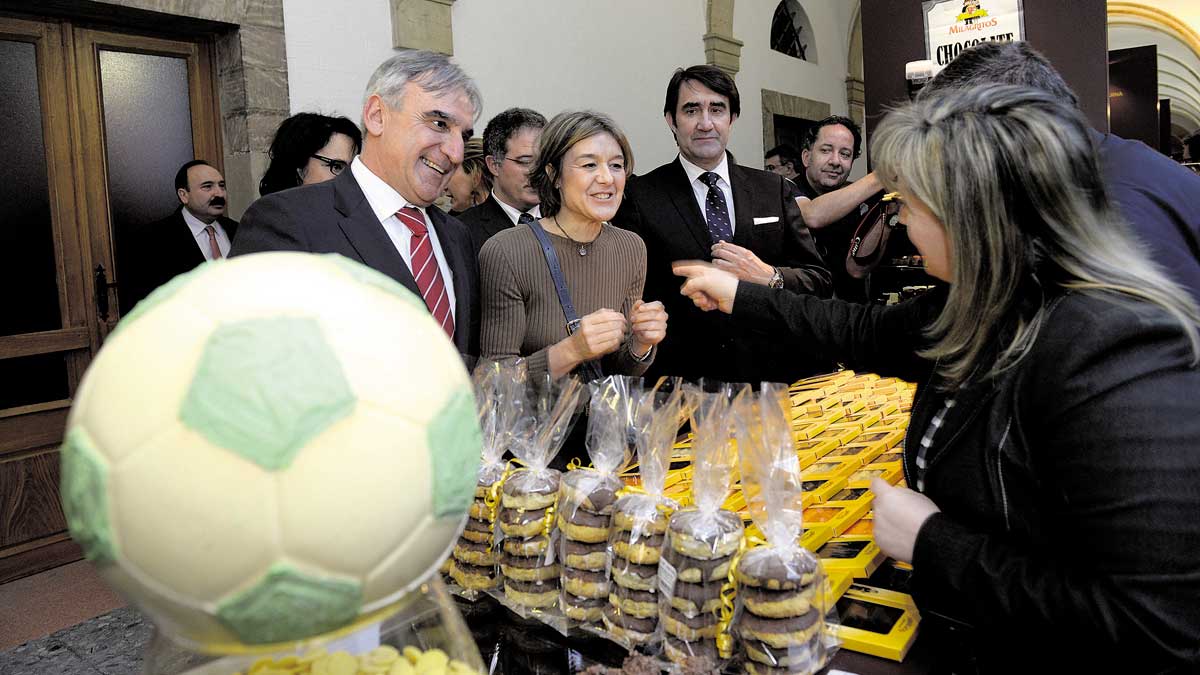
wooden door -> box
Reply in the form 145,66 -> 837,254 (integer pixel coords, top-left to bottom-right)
0,15 -> 221,583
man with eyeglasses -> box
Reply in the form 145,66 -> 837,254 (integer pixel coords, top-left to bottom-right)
458,107 -> 547,254
233,50 -> 483,364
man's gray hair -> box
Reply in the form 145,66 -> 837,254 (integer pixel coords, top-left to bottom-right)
363,49 -> 483,121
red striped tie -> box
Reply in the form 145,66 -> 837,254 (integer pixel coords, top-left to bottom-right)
397,207 -> 455,339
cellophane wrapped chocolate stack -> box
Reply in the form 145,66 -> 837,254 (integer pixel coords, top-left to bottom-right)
450,359 -> 528,595
659,383 -> 741,669
603,378 -> 688,649
493,373 -> 583,621
733,383 -> 836,674
557,376 -> 640,624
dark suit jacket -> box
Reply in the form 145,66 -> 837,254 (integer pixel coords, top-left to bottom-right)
614,155 -> 833,384
230,169 -> 480,360
120,209 -> 237,313
457,194 -> 517,255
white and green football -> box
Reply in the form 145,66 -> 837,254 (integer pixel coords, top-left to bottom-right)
60,252 -> 481,648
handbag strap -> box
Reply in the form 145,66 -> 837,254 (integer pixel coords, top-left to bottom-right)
525,219 -> 604,381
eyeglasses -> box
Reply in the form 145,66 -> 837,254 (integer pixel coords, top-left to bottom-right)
311,154 -> 348,176
503,156 -> 535,168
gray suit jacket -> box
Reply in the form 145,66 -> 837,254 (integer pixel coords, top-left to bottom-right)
230,169 -> 479,360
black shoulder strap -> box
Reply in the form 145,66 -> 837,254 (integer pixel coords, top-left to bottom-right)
525,219 -> 603,381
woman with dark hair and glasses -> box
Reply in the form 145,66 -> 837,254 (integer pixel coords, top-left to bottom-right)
258,113 -> 363,196
676,86 -> 1200,671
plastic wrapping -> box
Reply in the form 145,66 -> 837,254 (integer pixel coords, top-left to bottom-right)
489,373 -> 584,624
144,576 -> 485,674
557,376 -> 640,624
660,382 -> 742,669
733,383 -> 835,674
450,359 -> 529,595
603,378 -> 689,649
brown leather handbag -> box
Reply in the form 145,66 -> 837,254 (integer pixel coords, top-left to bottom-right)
846,192 -> 903,279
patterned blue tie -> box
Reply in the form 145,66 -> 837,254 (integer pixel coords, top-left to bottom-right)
699,171 -> 733,244
518,212 -> 535,226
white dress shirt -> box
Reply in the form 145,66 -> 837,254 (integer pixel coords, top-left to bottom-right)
679,153 -> 736,236
350,157 -> 456,320
182,207 -> 231,260
492,191 -> 541,225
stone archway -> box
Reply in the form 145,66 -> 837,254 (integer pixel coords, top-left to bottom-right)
846,1 -> 865,130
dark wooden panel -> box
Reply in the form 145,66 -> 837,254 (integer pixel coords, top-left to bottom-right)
0,535 -> 82,584
0,327 -> 89,360
0,406 -> 66,456
1108,46 -> 1159,150
0,448 -> 68,549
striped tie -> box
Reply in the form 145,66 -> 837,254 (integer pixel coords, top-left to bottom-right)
397,207 -> 455,339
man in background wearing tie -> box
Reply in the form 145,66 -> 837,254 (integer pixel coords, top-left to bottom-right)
232,50 -> 482,363
458,107 -> 546,254
615,64 -> 832,385
121,159 -> 236,313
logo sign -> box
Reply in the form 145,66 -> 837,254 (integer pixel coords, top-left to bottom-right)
922,0 -> 1025,69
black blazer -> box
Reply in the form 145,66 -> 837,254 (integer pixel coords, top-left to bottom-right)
230,169 -> 480,360
120,209 -> 238,313
457,194 -> 517,255
614,155 -> 833,385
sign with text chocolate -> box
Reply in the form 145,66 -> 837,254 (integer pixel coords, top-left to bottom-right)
922,0 -> 1025,69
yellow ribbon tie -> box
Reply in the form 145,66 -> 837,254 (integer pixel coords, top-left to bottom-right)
566,457 -> 584,471
715,533 -> 766,659
483,461 -> 517,553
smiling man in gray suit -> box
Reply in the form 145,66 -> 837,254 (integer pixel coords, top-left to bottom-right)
232,50 -> 481,361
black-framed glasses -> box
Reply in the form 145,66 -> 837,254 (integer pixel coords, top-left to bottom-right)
312,154 -> 348,175
503,156 -> 535,168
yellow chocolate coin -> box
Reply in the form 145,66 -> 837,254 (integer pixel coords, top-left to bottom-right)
388,660 -> 416,675
415,648 -> 449,673
402,646 -> 423,664
369,645 -> 401,665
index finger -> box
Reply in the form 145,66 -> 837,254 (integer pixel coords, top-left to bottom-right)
672,260 -> 712,278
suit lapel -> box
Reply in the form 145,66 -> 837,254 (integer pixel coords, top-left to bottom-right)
728,162 -> 756,248
331,170 -> 421,297
171,211 -> 205,267
664,158 -> 715,255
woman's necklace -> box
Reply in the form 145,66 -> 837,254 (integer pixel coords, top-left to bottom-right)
551,216 -> 599,257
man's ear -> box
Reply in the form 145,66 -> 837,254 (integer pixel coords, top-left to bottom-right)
664,112 -> 676,134
362,94 -> 387,137
801,148 -> 812,169
484,155 -> 501,179
177,188 -> 189,205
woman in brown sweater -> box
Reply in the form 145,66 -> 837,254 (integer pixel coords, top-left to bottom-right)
479,111 -> 667,381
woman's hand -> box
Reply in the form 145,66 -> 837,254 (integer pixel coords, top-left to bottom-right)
569,308 -> 627,362
673,261 -> 739,314
870,477 -> 940,564
629,300 -> 668,356
711,241 -> 775,285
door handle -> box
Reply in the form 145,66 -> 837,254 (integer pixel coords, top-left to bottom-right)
94,264 -> 110,322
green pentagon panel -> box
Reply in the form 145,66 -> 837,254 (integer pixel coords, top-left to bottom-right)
59,427 -> 117,566
111,263 -> 206,338
325,254 -> 426,313
217,563 -> 362,644
426,386 -> 483,518
180,317 -> 355,471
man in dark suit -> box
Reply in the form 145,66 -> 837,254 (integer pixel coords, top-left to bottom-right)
121,160 -> 237,313
231,50 -> 481,361
458,107 -> 546,254
615,65 -> 833,385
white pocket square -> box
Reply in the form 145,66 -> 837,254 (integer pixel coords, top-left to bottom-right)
753,216 -> 780,225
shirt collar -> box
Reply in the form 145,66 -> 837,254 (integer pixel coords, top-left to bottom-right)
491,191 -> 540,225
678,152 -> 731,189
351,156 -> 423,221
181,207 -> 214,236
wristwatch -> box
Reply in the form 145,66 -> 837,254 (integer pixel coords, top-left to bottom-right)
768,267 -> 784,290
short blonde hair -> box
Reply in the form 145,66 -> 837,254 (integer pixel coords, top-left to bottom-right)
530,111 -> 634,218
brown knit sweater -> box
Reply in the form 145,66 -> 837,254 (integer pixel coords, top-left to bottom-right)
479,222 -> 654,380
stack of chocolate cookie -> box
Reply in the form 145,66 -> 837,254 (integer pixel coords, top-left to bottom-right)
449,478 -> 501,591
557,471 -> 621,623
603,494 -> 670,645
499,469 -> 562,610
734,550 -> 823,674
660,509 -> 743,666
